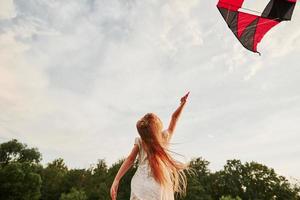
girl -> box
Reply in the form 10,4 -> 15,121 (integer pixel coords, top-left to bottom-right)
110,92 -> 190,200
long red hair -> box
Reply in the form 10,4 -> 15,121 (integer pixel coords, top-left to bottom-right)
136,113 -> 189,196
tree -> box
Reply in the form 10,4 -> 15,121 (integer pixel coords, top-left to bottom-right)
40,158 -> 68,200
84,159 -> 109,200
0,139 -> 41,165
242,161 -> 300,200
1,139 -> 300,200
220,195 -> 241,200
63,169 -> 88,192
213,160 -> 300,200
215,159 -> 244,199
0,139 -> 42,200
60,188 -> 87,200
179,157 -> 213,200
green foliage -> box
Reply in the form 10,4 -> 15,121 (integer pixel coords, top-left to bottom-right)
1,139 -> 300,200
177,157 -> 213,200
0,139 -> 41,165
89,159 -> 110,200
0,139 -> 42,200
0,162 -> 42,200
213,160 -> 300,200
40,158 -> 68,200
220,195 -> 241,200
60,188 -> 87,200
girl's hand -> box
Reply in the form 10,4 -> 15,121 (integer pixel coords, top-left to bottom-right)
180,92 -> 190,105
110,181 -> 119,200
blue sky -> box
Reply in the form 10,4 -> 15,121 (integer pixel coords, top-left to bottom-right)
0,0 -> 299,180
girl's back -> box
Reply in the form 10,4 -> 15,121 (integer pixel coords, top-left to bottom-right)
130,130 -> 174,200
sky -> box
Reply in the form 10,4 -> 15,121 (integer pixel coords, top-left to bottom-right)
0,0 -> 300,180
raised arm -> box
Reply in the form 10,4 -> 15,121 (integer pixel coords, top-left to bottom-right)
167,92 -> 190,141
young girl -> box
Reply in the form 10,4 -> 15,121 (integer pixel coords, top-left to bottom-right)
110,92 -> 190,200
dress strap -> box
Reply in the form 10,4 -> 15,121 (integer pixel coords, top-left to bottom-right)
134,137 -> 142,163
134,137 -> 141,149
134,137 -> 148,164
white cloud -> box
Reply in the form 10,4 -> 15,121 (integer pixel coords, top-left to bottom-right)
0,0 -> 16,19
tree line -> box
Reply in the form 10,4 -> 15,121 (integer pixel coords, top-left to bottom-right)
0,139 -> 299,200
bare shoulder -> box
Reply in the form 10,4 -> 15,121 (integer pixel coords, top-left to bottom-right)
162,129 -> 169,136
162,129 -> 170,144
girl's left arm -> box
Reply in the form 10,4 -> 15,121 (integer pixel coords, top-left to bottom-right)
110,144 -> 139,200
112,144 -> 139,182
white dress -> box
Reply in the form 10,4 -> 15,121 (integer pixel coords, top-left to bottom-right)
130,130 -> 174,200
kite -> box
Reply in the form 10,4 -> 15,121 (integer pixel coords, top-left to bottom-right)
217,0 -> 297,54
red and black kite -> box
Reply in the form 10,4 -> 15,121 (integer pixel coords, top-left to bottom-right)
217,0 -> 297,54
